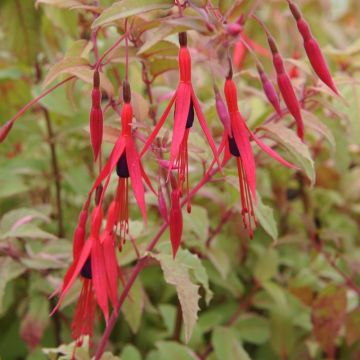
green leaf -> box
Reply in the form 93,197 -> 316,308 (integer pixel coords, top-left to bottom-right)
36,0 -> 83,8
261,122 -> 315,186
212,327 -> 251,360
183,205 -> 210,244
254,191 -> 278,241
156,341 -> 198,360
151,249 -> 200,343
122,278 -> 144,333
42,337 -> 91,359
0,223 -> 57,241
254,248 -> 279,283
302,110 -> 336,148
121,344 -> 142,360
92,0 -> 174,28
234,314 -> 270,345
0,0 -> 41,65
149,58 -> 179,79
20,295 -> 49,349
0,258 -> 25,315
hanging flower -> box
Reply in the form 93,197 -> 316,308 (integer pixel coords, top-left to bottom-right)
215,65 -> 297,237
51,204 -> 118,345
89,80 -> 156,247
140,32 -> 221,212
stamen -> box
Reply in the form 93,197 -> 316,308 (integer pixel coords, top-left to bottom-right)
71,279 -> 96,344
236,157 -> 256,237
116,177 -> 129,250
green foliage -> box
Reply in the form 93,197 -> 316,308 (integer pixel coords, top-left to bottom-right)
1,0 -> 360,359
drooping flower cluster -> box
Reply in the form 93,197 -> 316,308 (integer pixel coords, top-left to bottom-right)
38,0 -> 338,349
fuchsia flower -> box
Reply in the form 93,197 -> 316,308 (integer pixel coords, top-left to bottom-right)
140,32 -> 221,211
52,80 -> 155,346
90,80 -> 156,246
215,66 -> 297,237
51,204 -> 118,344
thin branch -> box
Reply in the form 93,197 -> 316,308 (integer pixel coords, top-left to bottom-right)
0,76 -> 75,143
206,209 -> 234,248
42,108 -> 64,238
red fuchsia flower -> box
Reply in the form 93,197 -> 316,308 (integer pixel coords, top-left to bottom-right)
215,66 -> 296,238
51,203 -> 118,346
288,0 -> 339,95
267,35 -> 304,141
140,32 -> 221,212
89,80 -> 156,247
90,69 -> 104,161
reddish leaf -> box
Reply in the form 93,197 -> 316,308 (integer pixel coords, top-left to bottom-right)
311,285 -> 347,357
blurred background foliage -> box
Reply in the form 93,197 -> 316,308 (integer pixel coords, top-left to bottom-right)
0,0 -> 360,359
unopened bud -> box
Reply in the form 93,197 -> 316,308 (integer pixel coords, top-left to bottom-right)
179,32 -> 187,47
123,80 -> 131,103
93,69 -> 100,88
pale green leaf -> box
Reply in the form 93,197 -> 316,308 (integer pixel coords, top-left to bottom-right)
122,278 -> 144,333
92,0 -> 174,28
212,327 -> 251,360
261,122 -> 315,186
151,250 -> 200,343
156,341 -> 198,360
254,191 -> 278,241
0,258 -> 25,315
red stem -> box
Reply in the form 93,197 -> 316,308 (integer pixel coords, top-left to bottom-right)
2,76 -> 75,133
94,165 -> 221,359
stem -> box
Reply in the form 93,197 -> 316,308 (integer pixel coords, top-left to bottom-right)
206,209 -> 233,248
94,165 -> 221,359
43,108 -> 64,238
0,76 -> 75,142
95,34 -> 126,70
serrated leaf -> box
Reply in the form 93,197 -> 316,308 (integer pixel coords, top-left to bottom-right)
212,327 -> 251,360
151,250 -> 200,343
261,122 -> 315,186
175,248 -> 213,304
92,0 -> 174,28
